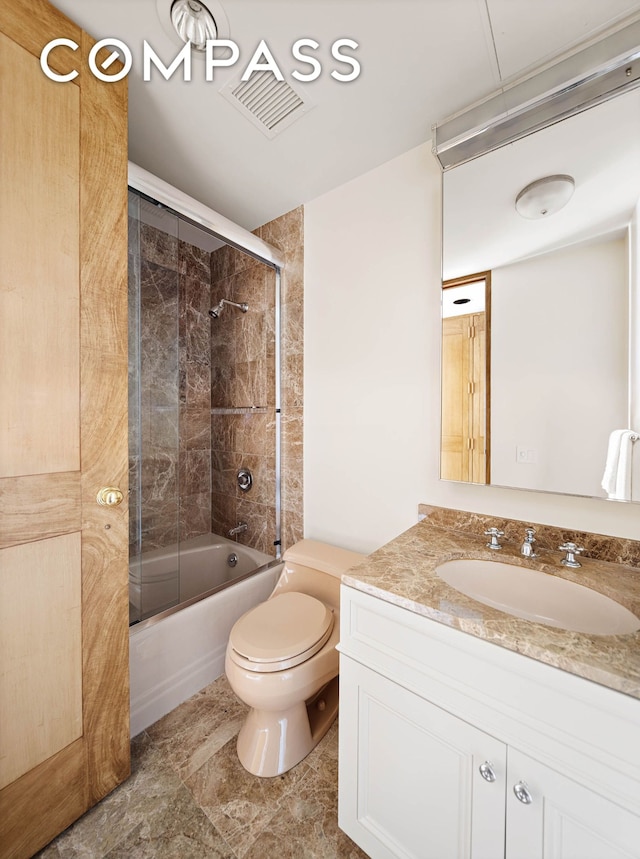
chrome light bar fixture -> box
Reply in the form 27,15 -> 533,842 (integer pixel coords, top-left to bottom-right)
433,17 -> 640,170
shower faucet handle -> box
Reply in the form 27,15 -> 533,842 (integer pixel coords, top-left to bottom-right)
237,468 -> 253,492
228,522 -> 248,537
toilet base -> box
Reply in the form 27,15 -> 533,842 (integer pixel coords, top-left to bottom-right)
236,676 -> 339,777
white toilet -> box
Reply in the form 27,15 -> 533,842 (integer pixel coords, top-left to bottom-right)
225,538 -> 366,777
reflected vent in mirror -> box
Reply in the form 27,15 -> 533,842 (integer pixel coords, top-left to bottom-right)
220,71 -> 314,138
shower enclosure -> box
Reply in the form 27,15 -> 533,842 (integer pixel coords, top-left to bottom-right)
128,167 -> 283,626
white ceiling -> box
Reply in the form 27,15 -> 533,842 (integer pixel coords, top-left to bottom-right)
52,0 -> 640,231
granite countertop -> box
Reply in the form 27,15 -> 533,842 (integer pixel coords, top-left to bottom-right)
342,521 -> 640,700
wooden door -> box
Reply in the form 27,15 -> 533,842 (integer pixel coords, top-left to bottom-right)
441,312 -> 487,483
338,657 -> 506,859
0,3 -> 129,857
441,314 -> 472,481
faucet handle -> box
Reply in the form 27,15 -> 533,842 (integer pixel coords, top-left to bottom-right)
521,528 -> 537,558
559,542 -> 584,568
484,527 -> 505,550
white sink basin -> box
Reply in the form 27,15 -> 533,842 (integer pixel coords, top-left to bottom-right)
436,559 -> 640,635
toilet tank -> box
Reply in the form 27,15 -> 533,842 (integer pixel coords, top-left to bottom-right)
270,539 -> 366,609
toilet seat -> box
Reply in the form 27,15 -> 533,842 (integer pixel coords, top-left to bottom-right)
229,592 -> 335,673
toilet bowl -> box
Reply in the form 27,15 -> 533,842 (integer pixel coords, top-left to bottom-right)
225,538 -> 365,777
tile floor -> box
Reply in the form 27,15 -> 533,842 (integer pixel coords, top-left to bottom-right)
38,676 -> 369,858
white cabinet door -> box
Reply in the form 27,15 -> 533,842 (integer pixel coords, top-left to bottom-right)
339,656 -> 506,859
506,748 -> 640,859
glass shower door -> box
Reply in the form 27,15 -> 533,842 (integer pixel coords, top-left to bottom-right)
128,189 -> 181,624
128,183 -> 282,626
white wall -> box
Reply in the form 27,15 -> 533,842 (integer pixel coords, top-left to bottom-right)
303,145 -> 434,553
304,143 -> 640,554
491,238 -> 628,497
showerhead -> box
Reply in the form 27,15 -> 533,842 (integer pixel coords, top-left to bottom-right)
209,299 -> 249,319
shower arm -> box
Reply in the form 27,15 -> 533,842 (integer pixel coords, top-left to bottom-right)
209,298 -> 249,318
221,299 -> 248,312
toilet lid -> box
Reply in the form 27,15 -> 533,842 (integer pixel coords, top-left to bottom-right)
230,592 -> 334,667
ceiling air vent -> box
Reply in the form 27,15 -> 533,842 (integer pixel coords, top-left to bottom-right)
220,71 -> 314,138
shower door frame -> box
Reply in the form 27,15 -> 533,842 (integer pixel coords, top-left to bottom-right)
128,162 -> 285,625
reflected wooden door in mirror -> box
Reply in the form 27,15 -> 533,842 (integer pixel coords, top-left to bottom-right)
441,273 -> 490,484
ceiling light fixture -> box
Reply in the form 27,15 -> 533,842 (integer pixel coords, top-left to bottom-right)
515,174 -> 575,219
170,0 -> 217,51
432,19 -> 640,170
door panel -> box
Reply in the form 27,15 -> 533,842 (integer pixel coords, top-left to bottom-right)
506,748 -> 640,859
0,472 -> 81,549
339,657 -> 506,859
0,3 -> 129,856
0,30 -> 80,478
0,741 -> 87,859
441,314 -> 471,481
0,534 -> 83,789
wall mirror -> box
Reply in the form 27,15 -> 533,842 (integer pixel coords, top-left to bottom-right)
440,86 -> 640,502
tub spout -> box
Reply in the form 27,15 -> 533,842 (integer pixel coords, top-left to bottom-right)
228,522 -> 248,537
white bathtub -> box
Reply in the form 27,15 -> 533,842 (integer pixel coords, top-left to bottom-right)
129,534 -> 281,736
129,532 -> 273,619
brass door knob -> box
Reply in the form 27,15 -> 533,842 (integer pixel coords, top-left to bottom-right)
97,486 -> 124,507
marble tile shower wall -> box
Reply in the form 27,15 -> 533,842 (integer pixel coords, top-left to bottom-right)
210,245 -> 275,555
179,237 -> 214,542
210,206 -> 304,555
130,223 -> 212,553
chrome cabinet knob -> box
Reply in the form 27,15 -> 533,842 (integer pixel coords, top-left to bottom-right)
479,761 -> 497,782
513,781 -> 533,804
96,486 -> 124,507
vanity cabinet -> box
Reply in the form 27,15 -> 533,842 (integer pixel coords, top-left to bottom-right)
505,748 -> 640,859
338,586 -> 640,859
339,657 -> 506,858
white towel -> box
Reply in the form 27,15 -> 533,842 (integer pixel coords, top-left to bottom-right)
601,429 -> 636,500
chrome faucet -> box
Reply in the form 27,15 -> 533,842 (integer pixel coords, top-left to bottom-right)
484,527 -> 504,550
559,542 -> 583,568
520,527 -> 537,558
228,522 -> 248,537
